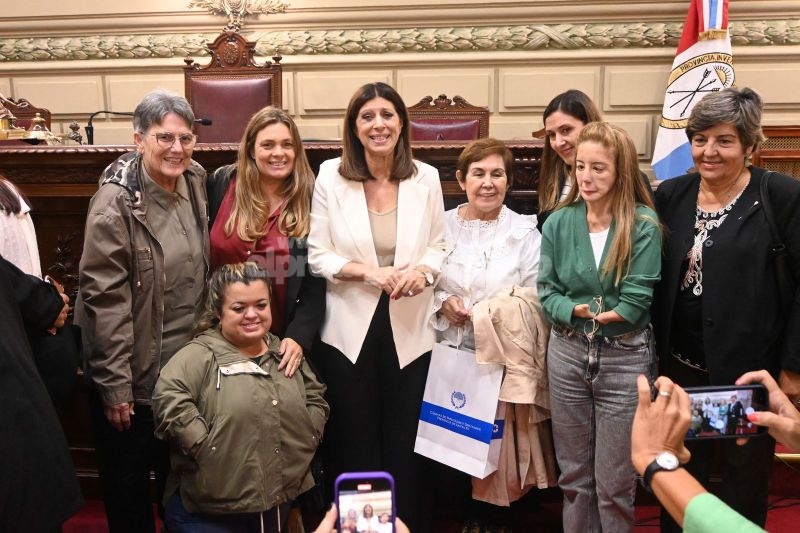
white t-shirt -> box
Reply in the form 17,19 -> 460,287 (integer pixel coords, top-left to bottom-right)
589,227 -> 609,269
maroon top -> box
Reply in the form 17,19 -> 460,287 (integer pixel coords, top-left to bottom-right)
210,178 -> 289,336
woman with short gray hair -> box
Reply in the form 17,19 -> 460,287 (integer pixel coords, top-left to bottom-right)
653,86 -> 800,532
75,88 -> 210,532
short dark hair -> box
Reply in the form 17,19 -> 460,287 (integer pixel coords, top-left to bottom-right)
339,82 -> 416,182
685,86 -> 765,151
456,138 -> 515,189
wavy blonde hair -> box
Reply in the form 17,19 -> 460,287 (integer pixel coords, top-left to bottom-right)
560,121 -> 659,285
225,107 -> 315,241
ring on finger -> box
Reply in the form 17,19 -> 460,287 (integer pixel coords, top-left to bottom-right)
407,290 -> 414,297
658,390 -> 672,398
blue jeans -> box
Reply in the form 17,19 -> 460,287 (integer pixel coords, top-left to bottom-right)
547,326 -> 655,533
165,491 -> 290,533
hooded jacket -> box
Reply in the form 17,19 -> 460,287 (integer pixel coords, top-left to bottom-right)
74,151 -> 210,406
153,328 -> 329,514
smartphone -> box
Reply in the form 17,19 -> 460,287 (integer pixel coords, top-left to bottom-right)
684,384 -> 769,440
334,471 -> 396,533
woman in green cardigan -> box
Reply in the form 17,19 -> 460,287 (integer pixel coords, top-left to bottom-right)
537,121 -> 661,533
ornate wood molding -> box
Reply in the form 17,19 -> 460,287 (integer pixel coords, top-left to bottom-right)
187,0 -> 288,31
1,20 -> 798,62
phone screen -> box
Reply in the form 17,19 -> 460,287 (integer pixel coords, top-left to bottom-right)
335,472 -> 395,533
684,385 -> 768,440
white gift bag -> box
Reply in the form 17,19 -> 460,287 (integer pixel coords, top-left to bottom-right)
415,342 -> 504,478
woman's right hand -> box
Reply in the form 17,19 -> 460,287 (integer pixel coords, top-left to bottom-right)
441,295 -> 470,327
104,402 -> 135,432
363,266 -> 402,294
631,375 -> 692,475
573,303 -> 593,319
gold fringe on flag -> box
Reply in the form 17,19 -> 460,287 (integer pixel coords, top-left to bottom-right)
699,29 -> 729,41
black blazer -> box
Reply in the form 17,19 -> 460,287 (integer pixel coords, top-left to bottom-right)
653,166 -> 800,384
207,164 -> 326,353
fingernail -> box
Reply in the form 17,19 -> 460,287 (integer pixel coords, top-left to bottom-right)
747,412 -> 759,422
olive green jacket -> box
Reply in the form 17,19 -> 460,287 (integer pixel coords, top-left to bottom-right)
153,328 -> 328,514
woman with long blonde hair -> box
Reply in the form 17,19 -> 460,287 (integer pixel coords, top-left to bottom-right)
537,121 -> 661,532
207,106 -> 325,379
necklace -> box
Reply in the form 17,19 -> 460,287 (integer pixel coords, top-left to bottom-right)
699,167 -> 749,209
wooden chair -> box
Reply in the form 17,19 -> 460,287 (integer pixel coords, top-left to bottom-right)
407,94 -> 489,142
184,29 -> 282,144
0,95 -> 52,131
753,126 -> 800,179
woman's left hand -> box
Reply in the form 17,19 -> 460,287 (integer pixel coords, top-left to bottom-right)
390,269 -> 427,300
278,337 -> 305,378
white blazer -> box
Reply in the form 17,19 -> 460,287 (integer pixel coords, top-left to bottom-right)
308,157 -> 446,368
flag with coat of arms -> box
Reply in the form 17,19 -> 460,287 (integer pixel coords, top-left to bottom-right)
651,0 -> 736,180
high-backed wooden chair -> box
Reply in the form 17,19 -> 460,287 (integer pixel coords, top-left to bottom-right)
184,29 -> 282,144
753,126 -> 800,179
0,95 -> 52,131
407,94 -> 489,142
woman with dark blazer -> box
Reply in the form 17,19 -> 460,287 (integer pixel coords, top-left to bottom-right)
653,86 -> 800,532
207,106 -> 325,378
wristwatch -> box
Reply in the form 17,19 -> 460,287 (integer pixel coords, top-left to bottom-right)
642,451 -> 680,492
415,267 -> 434,287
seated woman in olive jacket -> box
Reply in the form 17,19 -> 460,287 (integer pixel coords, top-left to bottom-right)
153,262 -> 329,533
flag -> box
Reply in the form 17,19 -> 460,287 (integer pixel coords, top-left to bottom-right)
651,0 -> 735,180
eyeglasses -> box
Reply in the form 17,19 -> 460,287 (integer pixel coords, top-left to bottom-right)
150,132 -> 197,148
582,295 -> 603,341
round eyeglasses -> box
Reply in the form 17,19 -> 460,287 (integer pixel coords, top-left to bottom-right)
150,132 -> 197,148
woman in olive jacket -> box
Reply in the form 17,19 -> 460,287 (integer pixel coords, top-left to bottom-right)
153,262 -> 329,532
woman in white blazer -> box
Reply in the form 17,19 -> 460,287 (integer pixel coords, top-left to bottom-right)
308,82 -> 446,532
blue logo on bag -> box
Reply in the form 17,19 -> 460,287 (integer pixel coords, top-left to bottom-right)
451,390 -> 467,409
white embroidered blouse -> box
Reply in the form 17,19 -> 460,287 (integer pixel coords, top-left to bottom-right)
430,204 -> 541,349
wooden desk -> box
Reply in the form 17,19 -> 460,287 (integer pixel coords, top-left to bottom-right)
0,140 -> 541,496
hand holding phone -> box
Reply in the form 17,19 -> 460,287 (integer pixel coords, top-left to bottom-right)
631,375 -> 693,476
736,370 -> 800,450
334,471 -> 396,533
684,384 -> 768,440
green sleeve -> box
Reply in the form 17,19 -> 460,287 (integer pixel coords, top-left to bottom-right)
683,493 -> 764,533
537,213 -> 575,326
612,211 -> 662,324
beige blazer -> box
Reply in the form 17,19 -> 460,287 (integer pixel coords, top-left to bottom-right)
308,158 -> 446,368
472,285 -> 550,407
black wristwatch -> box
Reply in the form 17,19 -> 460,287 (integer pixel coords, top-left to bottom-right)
641,451 -> 680,492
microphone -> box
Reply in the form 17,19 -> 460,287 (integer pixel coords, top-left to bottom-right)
85,111 -> 135,145
85,112 -> 212,145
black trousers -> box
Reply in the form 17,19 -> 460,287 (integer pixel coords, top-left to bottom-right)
659,355 -> 774,532
311,294 -> 434,533
89,390 -> 170,533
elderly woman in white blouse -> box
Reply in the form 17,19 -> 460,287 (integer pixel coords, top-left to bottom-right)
431,138 -> 545,530
433,138 -> 540,346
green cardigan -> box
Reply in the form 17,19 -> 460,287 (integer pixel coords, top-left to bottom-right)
537,202 -> 661,337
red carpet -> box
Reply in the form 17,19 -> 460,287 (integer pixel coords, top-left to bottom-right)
64,497 -> 800,532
